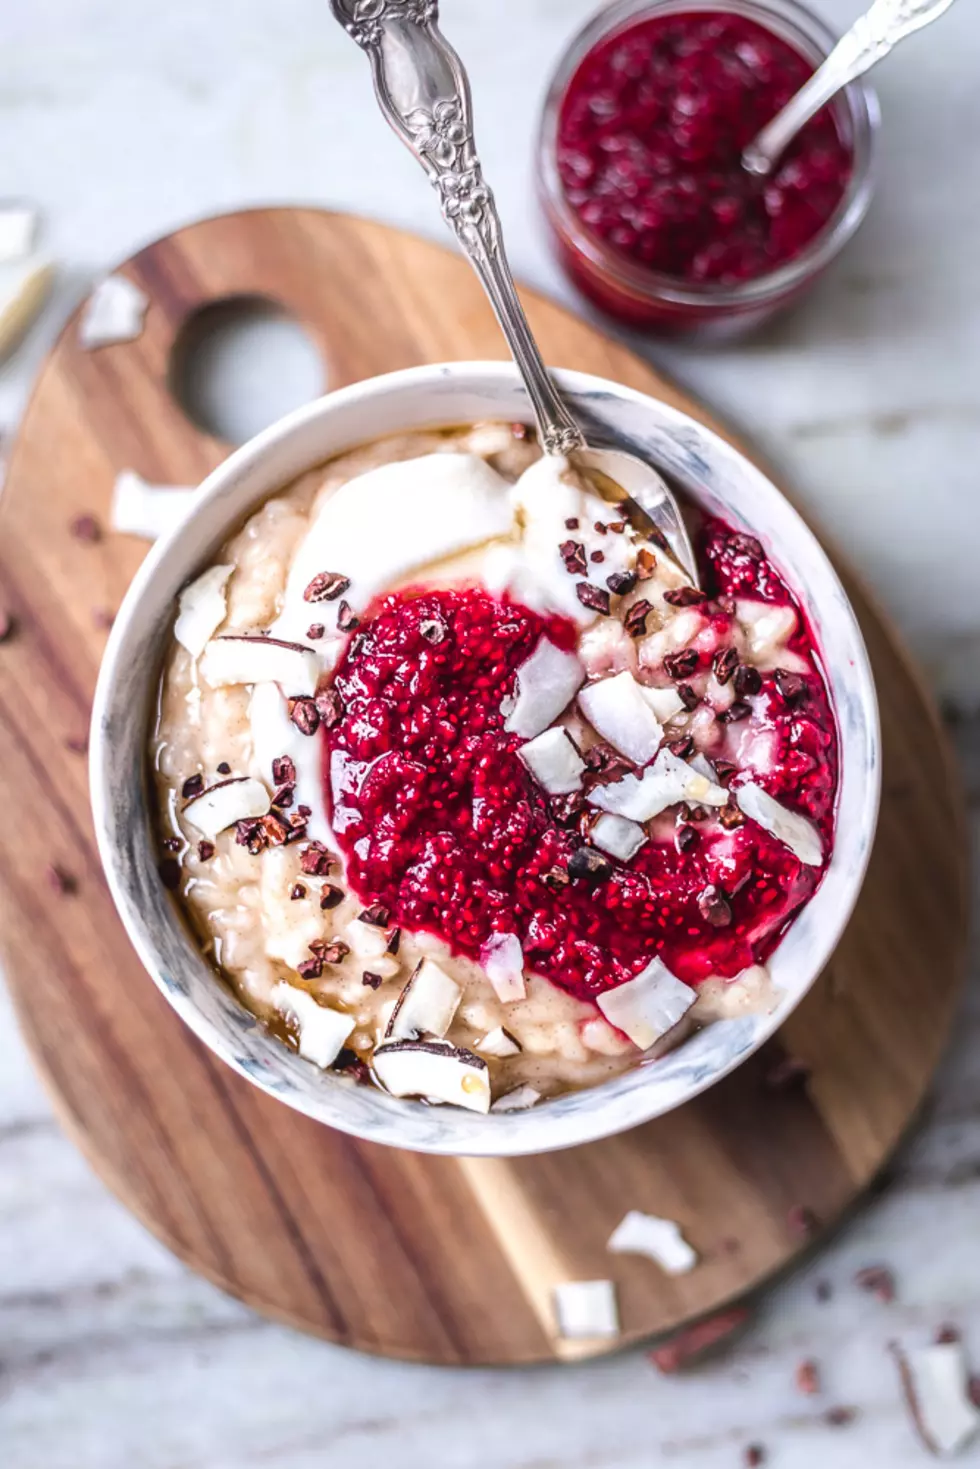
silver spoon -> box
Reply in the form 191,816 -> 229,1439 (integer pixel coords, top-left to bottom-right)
742,0 -> 957,178
326,0 -> 698,583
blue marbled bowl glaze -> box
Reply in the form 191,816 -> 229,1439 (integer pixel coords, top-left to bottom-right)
90,363 -> 880,1156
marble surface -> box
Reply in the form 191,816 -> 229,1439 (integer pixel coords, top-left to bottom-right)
1,1 -> 978,1464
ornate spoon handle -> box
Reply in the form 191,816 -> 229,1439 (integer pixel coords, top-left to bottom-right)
742,0 -> 957,177
328,0 -> 584,456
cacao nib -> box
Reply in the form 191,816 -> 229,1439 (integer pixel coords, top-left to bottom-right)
337,600 -> 360,632
235,818 -> 266,854
795,1359 -> 821,1396
289,697 -> 319,736
304,570 -> 350,603
297,804 -> 312,819
70,513 -> 102,543
663,586 -> 706,607
676,823 -> 697,854
321,940 -> 350,964
420,617 -> 447,645
934,1324 -> 961,1344
733,664 -> 762,699
296,956 -> 324,980
854,1265 -> 895,1303
718,701 -> 751,723
663,648 -> 699,680
564,517 -> 579,530
158,858 -> 180,891
744,1448 -> 766,1467
386,927 -> 401,954
217,761 -> 231,775
593,521 -> 608,535
359,902 -> 391,927
774,668 -> 806,705
257,813 -> 290,847
575,582 -> 611,615
815,1280 -> 833,1303
712,646 -> 738,684
567,846 -> 612,883
730,533 -> 764,561
306,622 -> 325,640
648,1305 -> 751,1373
698,883 -> 732,927
290,883 -> 306,900
667,736 -> 695,759
362,971 -> 383,989
559,539 -> 588,576
719,802 -> 745,830
542,865 -> 570,891
623,599 -> 652,638
606,569 -> 637,596
272,755 -> 296,788
300,842 -> 334,876
590,550 -> 605,564
181,773 -> 204,800
677,682 -> 700,710
608,520 -> 626,533
635,547 -> 657,580
333,1048 -> 371,1083
197,840 -> 215,862
824,1407 -> 857,1428
319,884 -> 344,910
314,688 -> 344,728
550,791 -> 585,825
787,1203 -> 818,1239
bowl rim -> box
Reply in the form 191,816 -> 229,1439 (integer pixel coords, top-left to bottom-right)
91,360 -> 881,1156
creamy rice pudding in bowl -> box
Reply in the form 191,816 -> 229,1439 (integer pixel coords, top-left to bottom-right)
91,362 -> 879,1156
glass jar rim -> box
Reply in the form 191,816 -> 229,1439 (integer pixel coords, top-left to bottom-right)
537,0 -> 880,310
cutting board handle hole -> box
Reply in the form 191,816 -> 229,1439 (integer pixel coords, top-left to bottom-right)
168,294 -> 325,446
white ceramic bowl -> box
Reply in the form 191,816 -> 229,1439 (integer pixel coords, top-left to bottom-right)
91,362 -> 880,1157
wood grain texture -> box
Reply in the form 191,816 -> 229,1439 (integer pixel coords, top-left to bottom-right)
0,208 -> 969,1365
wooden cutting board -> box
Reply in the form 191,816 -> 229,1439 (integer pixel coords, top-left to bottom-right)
0,208 -> 969,1365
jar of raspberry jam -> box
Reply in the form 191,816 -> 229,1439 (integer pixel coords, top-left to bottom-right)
537,0 -> 879,338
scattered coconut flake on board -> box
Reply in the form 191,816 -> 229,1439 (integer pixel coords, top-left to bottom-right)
735,781 -> 823,867
0,206 -> 37,263
110,470 -> 196,541
553,1280 -> 619,1340
591,811 -> 648,863
607,1210 -> 698,1275
491,1084 -> 541,1112
597,955 -> 696,1050
518,725 -> 585,795
0,258 -> 54,360
373,1040 -> 491,1113
504,637 -> 584,740
182,776 -> 270,839
579,670 -> 663,765
174,565 -> 233,659
385,958 -> 461,1041
480,931 -> 526,1003
200,634 -> 321,697
892,1341 -> 980,1458
79,273 -> 149,348
271,982 -> 354,1069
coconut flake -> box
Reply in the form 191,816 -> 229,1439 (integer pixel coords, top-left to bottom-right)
735,782 -> 822,867
271,982 -> 355,1069
480,931 -> 527,1003
0,207 -> 36,263
553,1280 -> 619,1340
386,958 -> 461,1041
639,685 -> 685,723
79,273 -> 149,349
0,257 -> 54,359
607,1210 -> 698,1275
892,1341 -> 980,1458
373,1040 -> 491,1113
200,635 -> 321,696
344,917 -> 392,958
589,747 -> 728,822
736,600 -> 797,663
688,751 -> 718,783
174,565 -> 233,658
591,812 -> 648,863
110,470 -> 195,540
504,637 -> 585,740
597,955 -> 696,1050
518,726 -> 585,795
578,670 -> 664,765
182,775 -> 270,839
476,1026 -> 521,1059
491,1084 -> 541,1113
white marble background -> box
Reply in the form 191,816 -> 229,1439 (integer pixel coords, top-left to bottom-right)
1,1 -> 978,1465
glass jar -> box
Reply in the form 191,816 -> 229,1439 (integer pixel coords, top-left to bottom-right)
536,0 -> 879,339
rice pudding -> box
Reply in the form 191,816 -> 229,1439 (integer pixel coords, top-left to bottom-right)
151,421 -> 838,1115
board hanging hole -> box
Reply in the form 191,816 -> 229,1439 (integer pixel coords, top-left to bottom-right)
169,295 -> 324,446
